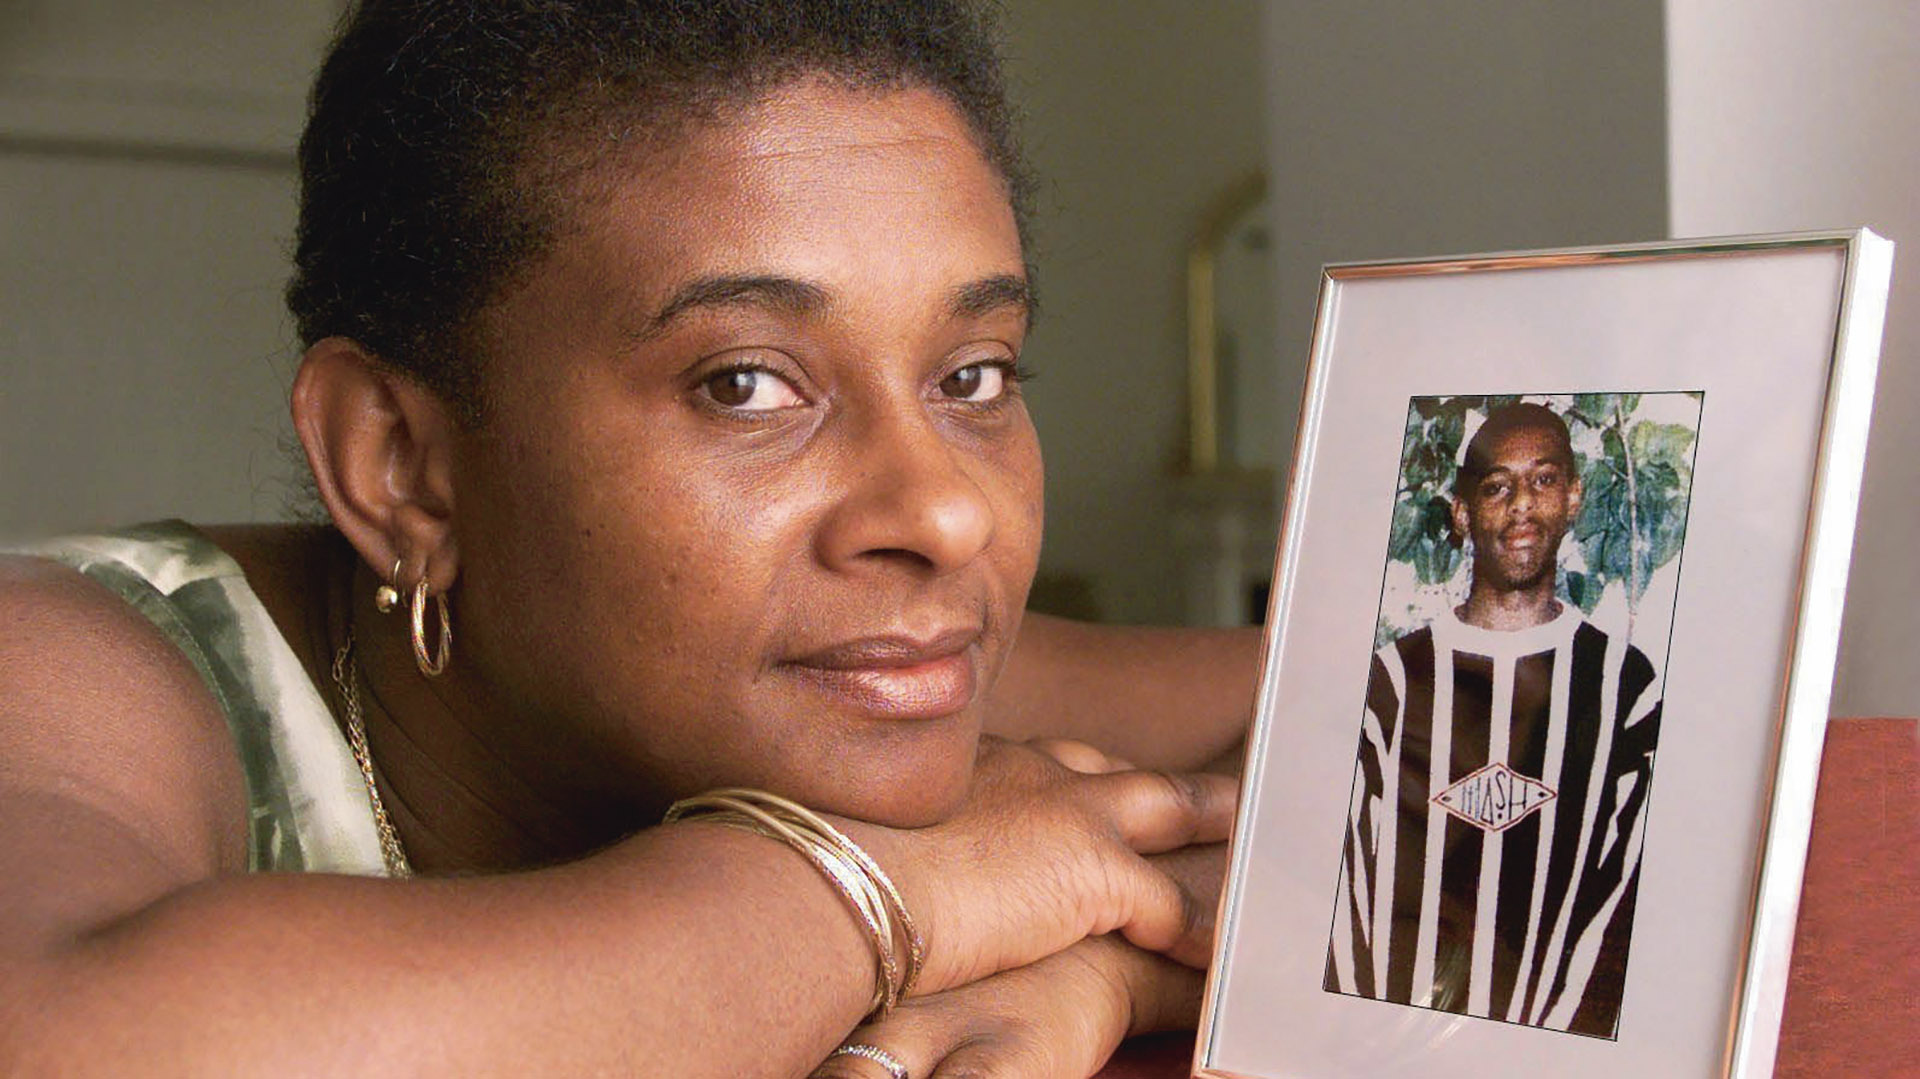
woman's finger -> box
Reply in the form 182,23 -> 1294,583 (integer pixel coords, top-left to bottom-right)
1120,944 -> 1208,1032
1105,853 -> 1214,968
1087,768 -> 1238,853
810,1006 -> 955,1079
927,1036 -> 1053,1079
1025,737 -> 1132,774
821,939 -> 1157,1079
811,1041 -> 913,1079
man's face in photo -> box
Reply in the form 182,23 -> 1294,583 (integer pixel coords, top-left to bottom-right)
1452,421 -> 1583,593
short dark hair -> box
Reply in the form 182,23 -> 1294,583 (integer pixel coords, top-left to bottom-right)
286,0 -> 1032,421
1455,402 -> 1576,495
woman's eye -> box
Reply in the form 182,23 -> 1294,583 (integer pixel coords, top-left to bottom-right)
701,368 -> 804,412
939,362 -> 1008,402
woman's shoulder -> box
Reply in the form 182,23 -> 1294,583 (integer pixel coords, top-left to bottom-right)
0,544 -> 250,878
6,522 -> 395,877
0,542 -> 222,698
9,520 -> 340,677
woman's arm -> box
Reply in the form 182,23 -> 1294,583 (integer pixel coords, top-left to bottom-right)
0,560 -> 1234,1077
989,613 -> 1263,772
14,828 -> 888,1076
0,557 -> 860,1076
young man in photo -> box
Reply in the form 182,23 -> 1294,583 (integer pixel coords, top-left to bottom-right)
1326,402 -> 1662,1038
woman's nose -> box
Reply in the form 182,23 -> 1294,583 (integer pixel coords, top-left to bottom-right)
815,411 -> 996,575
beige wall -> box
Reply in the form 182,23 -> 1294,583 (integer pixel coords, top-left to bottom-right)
1261,0 -> 1670,475
1001,0 -> 1269,623
0,1 -> 336,536
1667,0 -> 1920,716
0,155 -> 305,530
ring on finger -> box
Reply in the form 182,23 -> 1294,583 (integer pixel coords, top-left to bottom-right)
828,1042 -> 909,1079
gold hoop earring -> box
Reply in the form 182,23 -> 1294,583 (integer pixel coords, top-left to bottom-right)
374,557 -> 403,614
410,578 -> 451,677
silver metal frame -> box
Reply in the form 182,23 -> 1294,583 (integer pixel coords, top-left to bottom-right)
1194,229 -> 1894,1079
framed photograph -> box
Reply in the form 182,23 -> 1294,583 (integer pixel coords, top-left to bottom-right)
1196,231 -> 1893,1079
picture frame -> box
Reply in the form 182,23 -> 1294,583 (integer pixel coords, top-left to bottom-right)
1196,230 -> 1894,1079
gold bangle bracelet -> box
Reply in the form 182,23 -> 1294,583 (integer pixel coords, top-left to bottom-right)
697,805 -> 902,1015
666,795 -> 905,1017
664,789 -> 924,1019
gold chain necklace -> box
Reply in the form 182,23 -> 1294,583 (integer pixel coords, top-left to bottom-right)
330,633 -> 414,878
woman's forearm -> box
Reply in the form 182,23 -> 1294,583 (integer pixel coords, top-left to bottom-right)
11,823 -> 875,1078
990,613 -> 1261,771
8,746 -> 1240,1077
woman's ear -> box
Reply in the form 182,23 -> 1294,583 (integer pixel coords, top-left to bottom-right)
290,337 -> 461,592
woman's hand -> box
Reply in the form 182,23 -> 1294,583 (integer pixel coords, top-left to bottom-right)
810,933 -> 1202,1079
837,737 -> 1237,995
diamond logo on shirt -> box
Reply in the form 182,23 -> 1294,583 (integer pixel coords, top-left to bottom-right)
1433,762 -> 1557,832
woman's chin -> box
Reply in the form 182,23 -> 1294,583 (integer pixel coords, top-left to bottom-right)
857,777 -> 972,829
801,730 -> 980,828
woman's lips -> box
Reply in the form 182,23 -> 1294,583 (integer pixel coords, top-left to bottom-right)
784,630 -> 981,720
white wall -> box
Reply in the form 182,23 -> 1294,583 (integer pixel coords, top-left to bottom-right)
1667,0 -> 1920,716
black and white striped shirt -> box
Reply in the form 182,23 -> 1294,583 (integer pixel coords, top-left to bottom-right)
1324,606 -> 1662,1038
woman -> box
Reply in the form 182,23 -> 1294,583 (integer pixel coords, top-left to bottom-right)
0,2 -> 1258,1075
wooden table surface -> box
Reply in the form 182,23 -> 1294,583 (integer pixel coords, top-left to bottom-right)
1096,717 -> 1920,1078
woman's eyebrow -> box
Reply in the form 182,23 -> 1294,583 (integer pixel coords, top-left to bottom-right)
633,274 -> 831,339
632,271 -> 1035,340
948,273 -> 1035,323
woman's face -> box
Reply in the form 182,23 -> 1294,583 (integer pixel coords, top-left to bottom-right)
446,79 -> 1041,827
